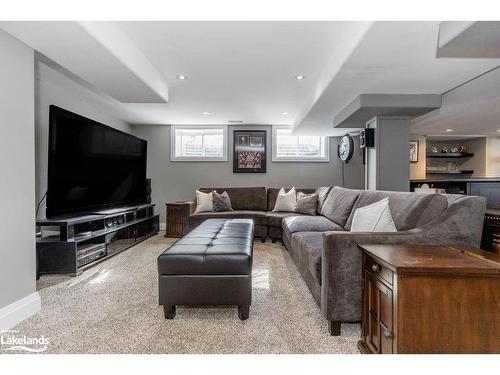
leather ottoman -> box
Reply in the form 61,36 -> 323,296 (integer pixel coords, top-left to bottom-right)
158,218 -> 254,320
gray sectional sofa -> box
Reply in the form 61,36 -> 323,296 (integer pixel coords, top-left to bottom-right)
177,186 -> 487,335
180,187 -> 315,242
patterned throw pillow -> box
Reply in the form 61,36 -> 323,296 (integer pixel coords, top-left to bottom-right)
212,191 -> 233,212
294,192 -> 318,216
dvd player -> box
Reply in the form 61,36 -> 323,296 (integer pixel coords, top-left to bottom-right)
76,243 -> 106,268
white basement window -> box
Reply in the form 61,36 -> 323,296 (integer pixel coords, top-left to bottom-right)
272,126 -> 329,162
171,125 -> 228,161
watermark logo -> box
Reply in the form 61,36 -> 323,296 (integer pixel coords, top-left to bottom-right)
0,330 -> 49,353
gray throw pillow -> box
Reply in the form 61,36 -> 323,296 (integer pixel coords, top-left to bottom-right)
294,192 -> 318,216
212,191 -> 233,212
315,186 -> 332,214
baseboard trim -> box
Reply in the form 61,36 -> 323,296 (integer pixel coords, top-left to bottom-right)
0,292 -> 41,331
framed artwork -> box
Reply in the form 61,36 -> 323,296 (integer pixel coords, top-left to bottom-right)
233,130 -> 267,173
410,140 -> 419,163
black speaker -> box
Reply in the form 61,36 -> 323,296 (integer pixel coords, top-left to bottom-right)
146,178 -> 152,204
359,128 -> 375,148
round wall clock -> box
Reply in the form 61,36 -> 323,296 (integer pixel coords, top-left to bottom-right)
338,134 -> 354,162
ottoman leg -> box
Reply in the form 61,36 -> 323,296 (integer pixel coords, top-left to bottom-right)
164,305 -> 176,319
238,305 -> 250,320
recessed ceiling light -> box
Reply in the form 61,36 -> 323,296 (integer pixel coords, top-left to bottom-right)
202,112 -> 211,115
295,75 -> 305,80
445,129 -> 453,132
177,74 -> 187,80
281,112 -> 289,115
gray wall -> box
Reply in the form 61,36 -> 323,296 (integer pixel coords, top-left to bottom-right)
131,124 -> 364,222
366,116 -> 410,191
0,30 -> 36,309
35,60 -> 132,218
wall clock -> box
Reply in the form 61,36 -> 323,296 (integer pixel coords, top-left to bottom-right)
338,134 -> 354,162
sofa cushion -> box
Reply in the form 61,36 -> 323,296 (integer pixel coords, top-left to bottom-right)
273,187 -> 297,212
267,187 -> 316,211
321,186 -> 361,227
266,212 -> 303,228
190,210 -> 267,227
195,190 -> 213,213
290,232 -> 324,284
351,197 -> 397,232
283,215 -> 344,238
295,192 -> 318,216
212,191 -> 233,212
200,187 -> 267,211
345,190 -> 448,231
315,187 -> 332,214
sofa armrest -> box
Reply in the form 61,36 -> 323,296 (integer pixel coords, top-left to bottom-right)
320,229 -> 426,322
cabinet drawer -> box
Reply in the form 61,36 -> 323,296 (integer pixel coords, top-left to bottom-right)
365,255 -> 393,286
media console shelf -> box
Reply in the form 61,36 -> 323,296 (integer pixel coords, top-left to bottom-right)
36,204 -> 159,277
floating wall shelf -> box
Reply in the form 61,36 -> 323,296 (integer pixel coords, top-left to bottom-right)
426,170 -> 474,175
426,152 -> 474,158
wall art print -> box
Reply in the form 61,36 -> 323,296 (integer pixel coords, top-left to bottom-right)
233,130 -> 267,173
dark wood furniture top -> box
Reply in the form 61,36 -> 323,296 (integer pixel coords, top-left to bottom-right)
364,244 -> 500,275
358,244 -> 500,354
410,177 -> 500,183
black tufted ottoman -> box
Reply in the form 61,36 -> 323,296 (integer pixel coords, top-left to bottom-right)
158,219 -> 254,320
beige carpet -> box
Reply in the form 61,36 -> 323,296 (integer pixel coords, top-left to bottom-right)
10,234 -> 360,354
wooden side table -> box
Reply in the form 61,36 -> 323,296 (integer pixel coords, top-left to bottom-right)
165,202 -> 190,238
357,244 -> 500,354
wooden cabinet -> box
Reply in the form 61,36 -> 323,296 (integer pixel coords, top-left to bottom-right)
482,209 -> 500,255
358,244 -> 500,354
165,202 -> 189,238
364,272 -> 394,353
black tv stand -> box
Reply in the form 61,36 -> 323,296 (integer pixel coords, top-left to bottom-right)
36,204 -> 159,277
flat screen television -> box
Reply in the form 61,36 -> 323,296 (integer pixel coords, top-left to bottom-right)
46,105 -> 147,218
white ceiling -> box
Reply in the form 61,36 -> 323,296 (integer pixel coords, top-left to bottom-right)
2,21 -> 500,136
412,65 -> 500,136
117,21 -> 370,128
0,21 -> 168,103
297,21 -> 500,135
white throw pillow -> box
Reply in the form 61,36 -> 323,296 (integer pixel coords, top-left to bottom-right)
350,198 -> 397,232
195,190 -> 213,213
273,187 -> 297,212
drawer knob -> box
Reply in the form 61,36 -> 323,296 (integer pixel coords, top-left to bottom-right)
371,263 -> 381,273
383,329 -> 393,339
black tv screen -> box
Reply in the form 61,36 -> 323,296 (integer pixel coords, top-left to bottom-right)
47,105 -> 147,218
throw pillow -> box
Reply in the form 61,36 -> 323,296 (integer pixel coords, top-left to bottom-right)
294,192 -> 318,216
212,191 -> 233,212
195,190 -> 213,213
272,187 -> 296,212
350,197 -> 397,232
315,186 -> 332,214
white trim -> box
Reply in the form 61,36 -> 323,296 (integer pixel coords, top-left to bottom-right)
0,292 -> 41,331
170,125 -> 228,162
272,125 -> 330,162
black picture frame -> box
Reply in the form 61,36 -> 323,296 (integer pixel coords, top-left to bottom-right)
410,140 -> 419,163
233,130 -> 267,173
